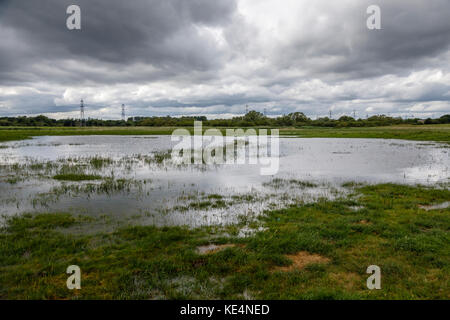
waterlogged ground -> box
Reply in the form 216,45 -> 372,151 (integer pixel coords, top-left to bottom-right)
0,135 -> 449,299
0,135 -> 448,230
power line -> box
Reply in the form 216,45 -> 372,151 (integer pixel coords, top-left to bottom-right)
80,99 -> 85,127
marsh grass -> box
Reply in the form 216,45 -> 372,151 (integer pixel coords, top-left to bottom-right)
263,178 -> 319,189
342,181 -> 366,188
53,174 -> 103,181
50,178 -> 142,196
89,157 -> 114,169
152,151 -> 172,164
172,195 -> 230,212
6,177 -> 20,184
1,183 -> 448,299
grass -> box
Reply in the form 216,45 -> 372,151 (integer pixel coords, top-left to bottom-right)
48,178 -> 142,196
0,124 -> 449,143
53,174 -> 102,181
279,124 -> 450,142
263,178 -> 319,189
0,183 -> 448,299
89,157 -> 114,169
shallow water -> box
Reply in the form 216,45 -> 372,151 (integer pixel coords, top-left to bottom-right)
0,136 -> 448,227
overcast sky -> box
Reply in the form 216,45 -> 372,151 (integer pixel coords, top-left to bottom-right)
0,0 -> 449,119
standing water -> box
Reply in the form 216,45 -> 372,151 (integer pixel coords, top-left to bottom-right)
0,136 -> 448,227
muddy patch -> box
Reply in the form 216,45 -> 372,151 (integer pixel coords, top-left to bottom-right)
274,251 -> 330,272
328,272 -> 361,291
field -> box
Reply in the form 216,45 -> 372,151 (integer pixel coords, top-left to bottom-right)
0,125 -> 449,299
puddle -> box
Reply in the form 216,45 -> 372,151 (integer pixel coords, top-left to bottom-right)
196,244 -> 236,254
419,202 -> 450,211
349,205 -> 365,212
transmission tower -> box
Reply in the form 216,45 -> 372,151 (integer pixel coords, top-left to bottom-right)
121,104 -> 126,121
80,99 -> 85,126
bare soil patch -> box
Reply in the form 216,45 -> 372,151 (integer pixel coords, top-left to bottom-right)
274,251 -> 330,272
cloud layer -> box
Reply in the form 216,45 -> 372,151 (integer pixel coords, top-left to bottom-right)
0,0 -> 449,119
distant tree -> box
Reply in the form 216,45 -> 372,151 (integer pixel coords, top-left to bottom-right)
1,112 -> 447,128
439,114 -> 450,123
338,116 -> 355,122
288,112 -> 309,122
244,110 -> 265,122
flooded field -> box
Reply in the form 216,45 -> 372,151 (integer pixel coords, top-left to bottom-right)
0,136 -> 448,229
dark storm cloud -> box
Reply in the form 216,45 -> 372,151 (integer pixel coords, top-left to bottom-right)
0,0 -> 236,85
270,0 -> 450,81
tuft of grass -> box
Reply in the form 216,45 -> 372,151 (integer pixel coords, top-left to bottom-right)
6,177 -> 20,184
152,151 -> 172,164
89,157 -> 113,169
342,181 -> 365,188
263,178 -> 318,189
53,174 -> 102,181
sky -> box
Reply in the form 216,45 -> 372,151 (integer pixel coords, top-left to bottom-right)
0,0 -> 449,120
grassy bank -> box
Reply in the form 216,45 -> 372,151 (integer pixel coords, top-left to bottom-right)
282,124 -> 450,142
1,183 -> 448,299
0,124 -> 449,143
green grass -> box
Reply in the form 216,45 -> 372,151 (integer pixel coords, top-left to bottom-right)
53,174 -> 103,181
279,124 -> 450,142
89,157 -> 114,169
0,183 -> 448,299
0,124 -> 449,143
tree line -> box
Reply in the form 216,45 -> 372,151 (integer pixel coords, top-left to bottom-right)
0,112 -> 449,128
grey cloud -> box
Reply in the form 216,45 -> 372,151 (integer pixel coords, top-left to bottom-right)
0,0 -> 449,118
269,0 -> 450,81
0,0 -> 236,85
